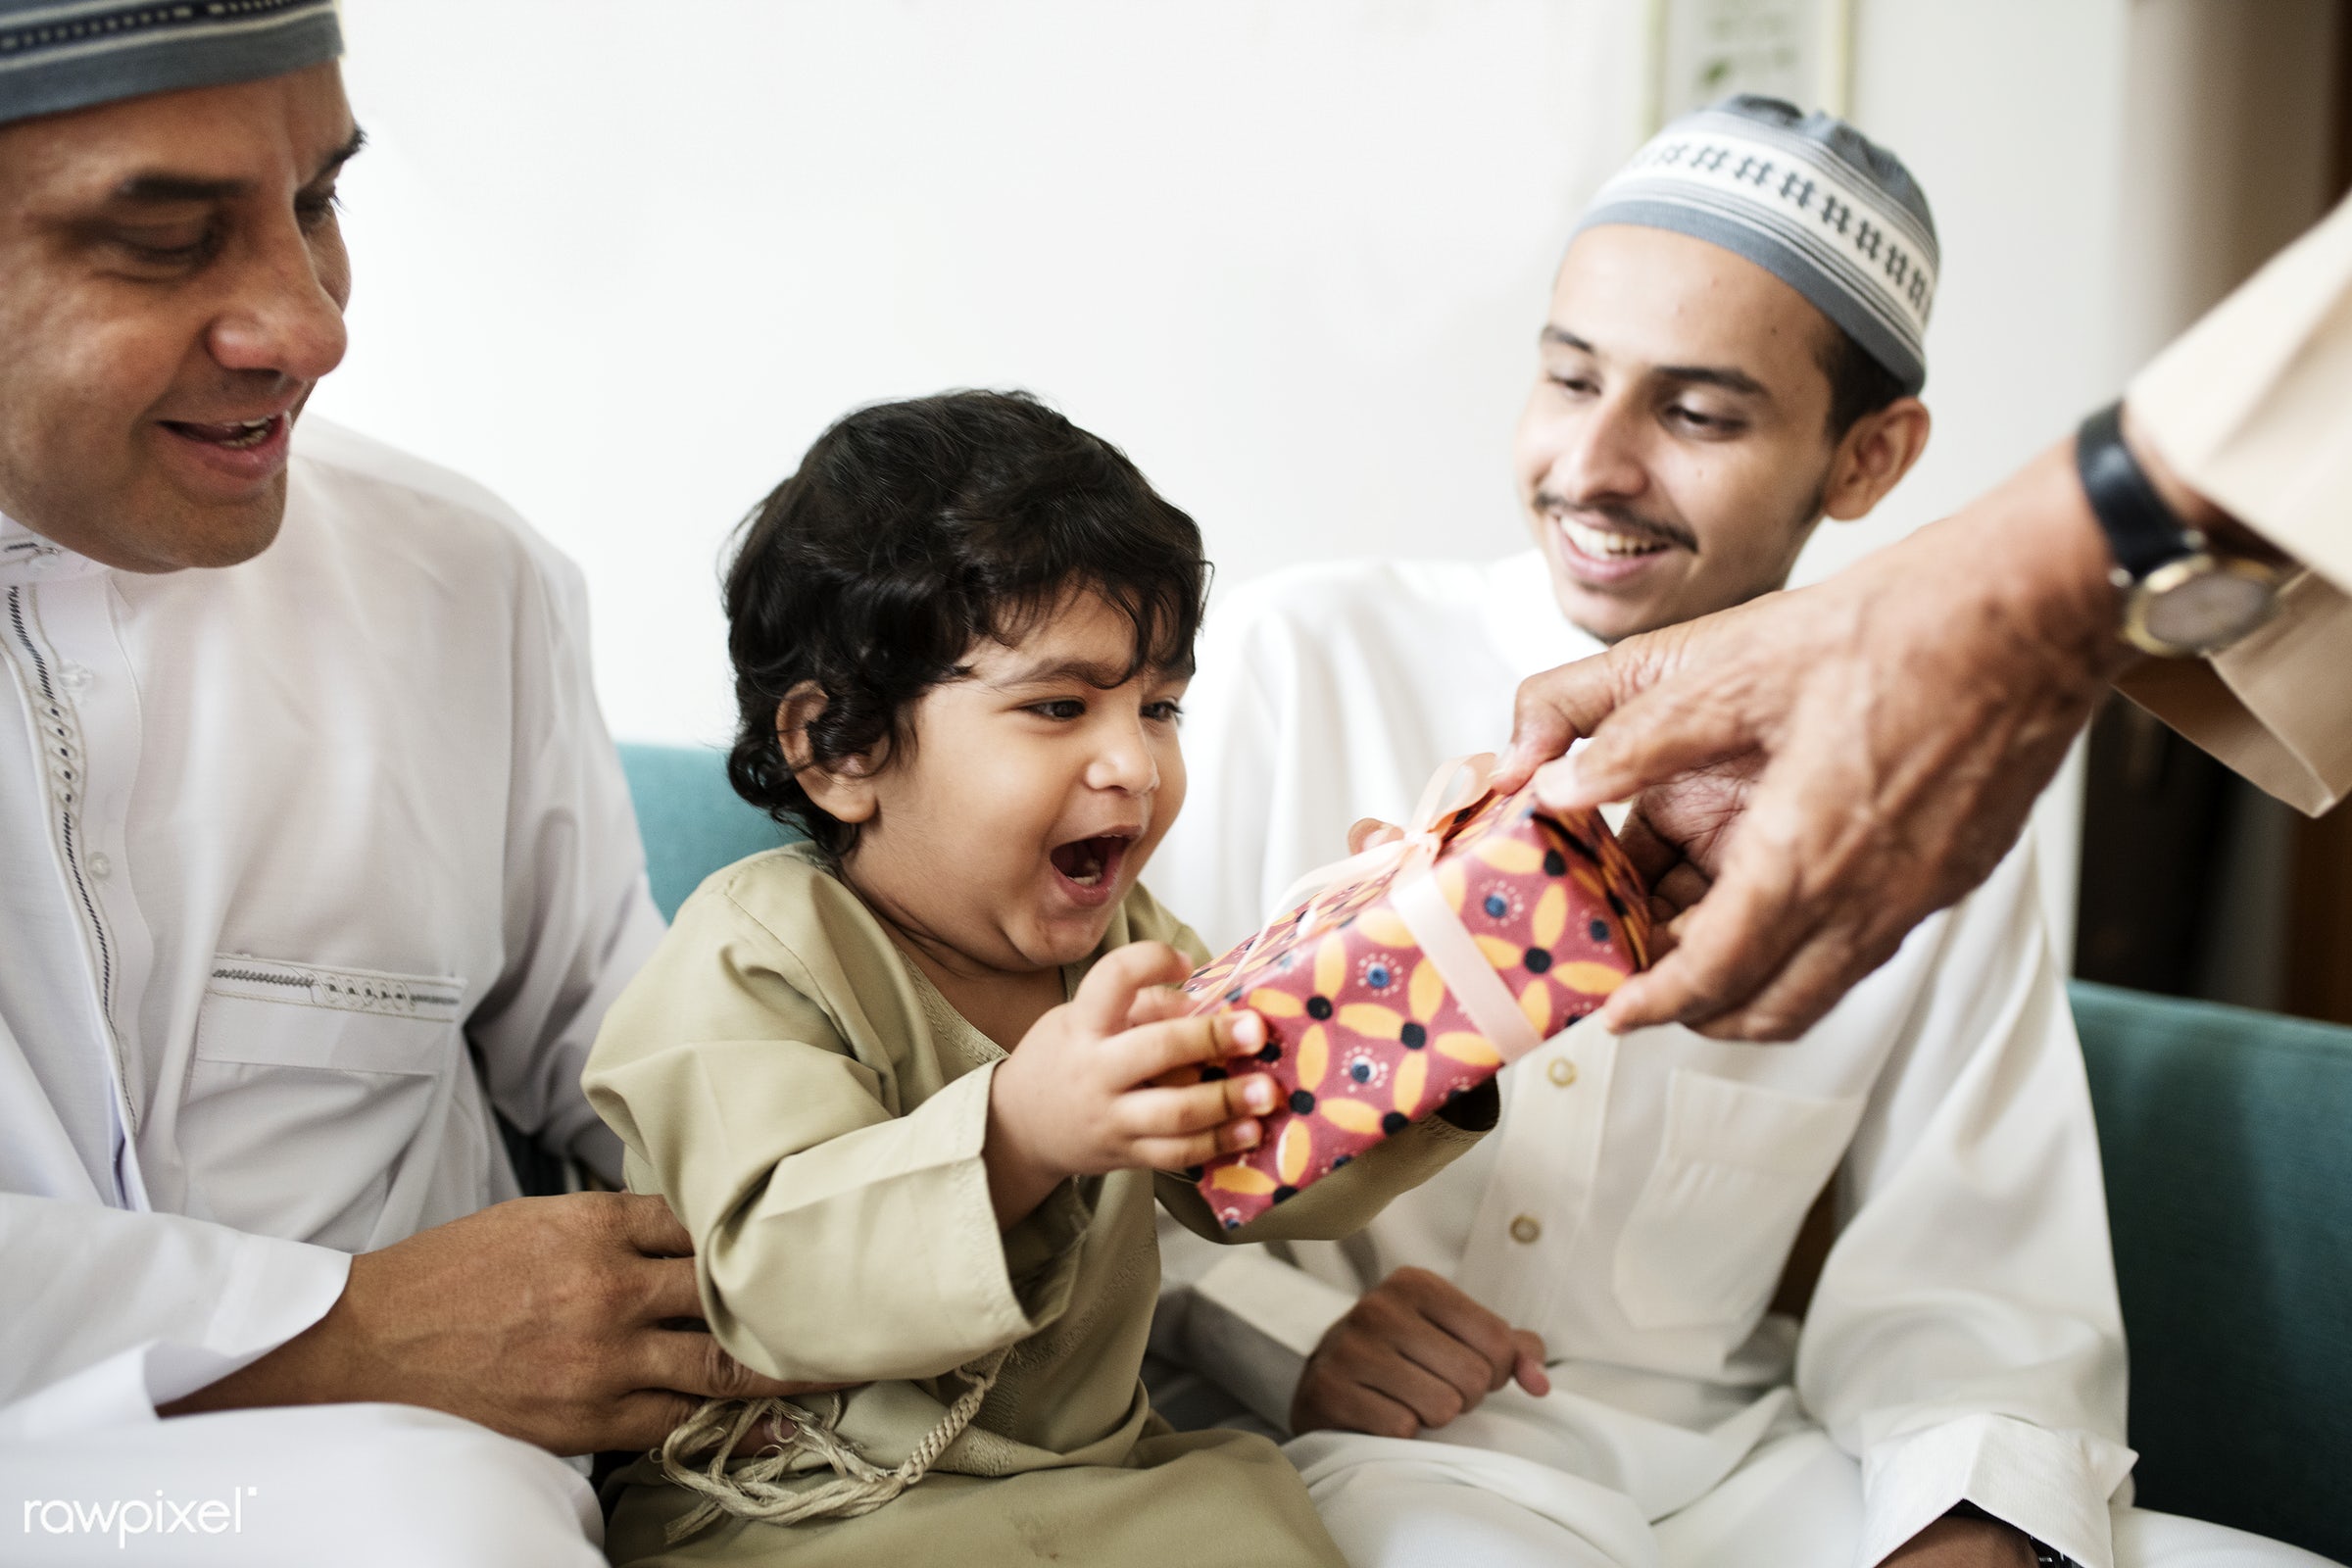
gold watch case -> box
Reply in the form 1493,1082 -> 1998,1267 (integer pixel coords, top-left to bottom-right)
2120,550 -> 2284,658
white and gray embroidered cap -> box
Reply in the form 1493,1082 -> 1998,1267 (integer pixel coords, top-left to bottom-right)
0,0 -> 341,126
1575,94 -> 1937,394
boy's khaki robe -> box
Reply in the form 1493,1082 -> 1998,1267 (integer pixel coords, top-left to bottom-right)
585,845 -> 1493,1566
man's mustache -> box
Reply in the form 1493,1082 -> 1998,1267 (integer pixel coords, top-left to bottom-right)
1532,494 -> 1699,554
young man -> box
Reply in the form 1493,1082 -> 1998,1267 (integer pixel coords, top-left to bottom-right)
1151,98 -> 2326,1568
1502,191 -> 2352,1043
0,9 -> 794,1563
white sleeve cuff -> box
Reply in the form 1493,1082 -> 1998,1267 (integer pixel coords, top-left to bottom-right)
162,1229 -> 352,1408
1858,1412 -> 2138,1568
1175,1250 -> 1360,1432
0,1232 -> 348,1441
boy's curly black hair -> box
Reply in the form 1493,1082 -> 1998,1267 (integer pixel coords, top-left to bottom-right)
724,389 -> 1209,858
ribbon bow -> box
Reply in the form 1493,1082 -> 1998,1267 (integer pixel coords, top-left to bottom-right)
1237,753 -> 1547,1066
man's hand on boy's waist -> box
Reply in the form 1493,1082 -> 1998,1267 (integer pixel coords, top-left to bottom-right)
160,1192 -> 827,1454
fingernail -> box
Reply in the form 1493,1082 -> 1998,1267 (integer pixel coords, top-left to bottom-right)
1228,1010 -> 1265,1050
1532,756 -> 1581,808
1245,1076 -> 1277,1113
1232,1119 -> 1261,1149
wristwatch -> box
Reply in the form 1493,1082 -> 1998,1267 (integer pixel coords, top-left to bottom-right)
2074,400 -> 2282,657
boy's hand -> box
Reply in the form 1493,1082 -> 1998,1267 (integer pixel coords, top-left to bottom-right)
984,942 -> 1278,1228
1291,1267 -> 1549,1439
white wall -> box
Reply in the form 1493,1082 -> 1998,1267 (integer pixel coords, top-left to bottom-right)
314,0 -> 2184,956
320,0 -> 2149,732
318,0 -> 1644,752
1788,0 -> 2132,585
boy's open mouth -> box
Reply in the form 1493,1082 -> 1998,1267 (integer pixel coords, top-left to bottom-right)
1049,833 -> 1133,898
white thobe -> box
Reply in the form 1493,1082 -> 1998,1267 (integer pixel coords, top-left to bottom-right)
0,420 -> 658,1564
1149,554 -> 2328,1568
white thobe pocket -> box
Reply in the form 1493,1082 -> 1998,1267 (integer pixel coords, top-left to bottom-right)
1611,1070 -> 1864,1331
179,957 -> 474,1251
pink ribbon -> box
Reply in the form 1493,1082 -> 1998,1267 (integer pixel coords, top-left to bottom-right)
1241,754 -> 1546,1065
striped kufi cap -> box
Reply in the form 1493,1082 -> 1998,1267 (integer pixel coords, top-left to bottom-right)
1,0 -> 341,127
1575,95 -> 1937,395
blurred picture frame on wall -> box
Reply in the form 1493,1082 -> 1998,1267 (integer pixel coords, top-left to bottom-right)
1646,0 -> 1857,126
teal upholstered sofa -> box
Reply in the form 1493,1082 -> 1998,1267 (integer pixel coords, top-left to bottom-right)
615,742 -> 2352,1562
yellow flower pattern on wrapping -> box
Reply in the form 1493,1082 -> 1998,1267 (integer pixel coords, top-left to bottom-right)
1186,785 -> 1651,1229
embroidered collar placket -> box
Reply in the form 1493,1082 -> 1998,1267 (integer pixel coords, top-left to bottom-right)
0,514 -> 155,1209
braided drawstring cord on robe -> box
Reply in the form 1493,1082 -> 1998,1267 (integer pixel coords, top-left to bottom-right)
655,1349 -> 1008,1543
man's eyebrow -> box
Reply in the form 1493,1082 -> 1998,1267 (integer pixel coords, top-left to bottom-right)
111,171 -> 250,204
1542,325 -> 1769,398
107,125 -> 366,206
1653,363 -> 1768,397
313,125 -> 368,183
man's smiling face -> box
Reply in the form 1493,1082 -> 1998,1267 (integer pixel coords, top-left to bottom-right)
0,64 -> 358,572
1514,223 -> 1853,644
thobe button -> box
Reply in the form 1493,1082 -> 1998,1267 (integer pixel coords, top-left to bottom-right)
1546,1057 -> 1578,1087
87,853 -> 112,879
61,664 -> 91,691
1509,1214 -> 1542,1245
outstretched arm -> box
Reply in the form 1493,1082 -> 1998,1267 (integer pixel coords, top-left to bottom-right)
1494,437 -> 2128,1041
1495,191 -> 2352,1042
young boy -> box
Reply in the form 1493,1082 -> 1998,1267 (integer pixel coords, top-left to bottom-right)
584,391 -> 1493,1566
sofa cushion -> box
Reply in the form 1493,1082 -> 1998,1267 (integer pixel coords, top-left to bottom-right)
617,742 -> 800,921
2073,980 -> 2352,1561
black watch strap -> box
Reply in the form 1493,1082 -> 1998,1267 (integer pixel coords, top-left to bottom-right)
2075,400 -> 2194,582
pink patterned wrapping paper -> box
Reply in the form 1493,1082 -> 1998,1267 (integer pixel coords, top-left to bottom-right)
1177,779 -> 1652,1229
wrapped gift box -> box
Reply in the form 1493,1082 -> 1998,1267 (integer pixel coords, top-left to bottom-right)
1180,774 -> 1651,1229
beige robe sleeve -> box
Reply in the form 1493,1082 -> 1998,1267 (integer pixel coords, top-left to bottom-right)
2122,193 -> 2352,814
584,876 -> 1092,1386
1121,885 -> 1500,1248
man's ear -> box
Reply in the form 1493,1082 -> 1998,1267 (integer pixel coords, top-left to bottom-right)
1822,397 -> 1932,521
778,681 -> 882,825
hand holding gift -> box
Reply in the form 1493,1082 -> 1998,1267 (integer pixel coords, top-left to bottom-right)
985,943 -> 1281,1229
1179,755 -> 1652,1229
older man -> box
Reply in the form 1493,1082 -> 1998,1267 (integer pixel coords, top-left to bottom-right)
1151,100 -> 2324,1568
0,9 -> 791,1564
